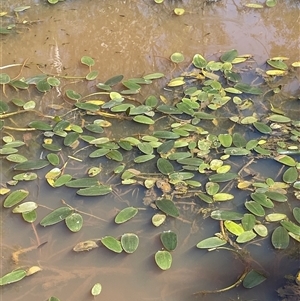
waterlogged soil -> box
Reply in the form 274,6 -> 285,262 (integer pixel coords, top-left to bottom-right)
1,1 -> 300,301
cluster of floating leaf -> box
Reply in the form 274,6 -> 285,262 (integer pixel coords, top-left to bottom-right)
0,49 -> 299,298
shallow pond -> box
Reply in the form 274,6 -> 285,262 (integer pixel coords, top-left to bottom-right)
1,1 -> 300,301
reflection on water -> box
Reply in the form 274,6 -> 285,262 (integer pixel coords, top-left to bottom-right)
1,0 -> 300,300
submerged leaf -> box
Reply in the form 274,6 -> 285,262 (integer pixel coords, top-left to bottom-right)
243,270 -> 266,288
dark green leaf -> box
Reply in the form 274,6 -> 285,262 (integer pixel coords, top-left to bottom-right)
160,231 -> 177,251
220,49 -> 238,62
245,201 -> 265,217
156,199 -> 179,217
243,270 -> 267,288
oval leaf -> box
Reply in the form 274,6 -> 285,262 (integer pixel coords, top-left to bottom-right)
155,250 -> 172,270
156,199 -> 179,217
3,189 -> 29,208
101,236 -> 122,253
121,233 -> 139,253
65,213 -> 83,232
160,231 -> 177,251
115,207 -> 138,224
40,207 -> 73,226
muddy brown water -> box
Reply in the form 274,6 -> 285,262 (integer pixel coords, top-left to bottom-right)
1,1 -> 300,301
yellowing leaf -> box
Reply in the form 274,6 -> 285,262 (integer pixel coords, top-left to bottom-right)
245,3 -> 264,8
266,70 -> 288,76
174,8 -> 185,15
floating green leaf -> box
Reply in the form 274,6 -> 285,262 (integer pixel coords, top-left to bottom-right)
213,193 -> 234,202
156,199 -> 179,217
0,100 -> 9,113
133,115 -> 155,125
211,210 -> 243,221
134,154 -> 155,163
196,237 -> 227,249
293,207 -> 300,224
28,121 -> 52,131
14,160 -> 49,171
101,236 -> 122,253
0,269 -> 27,286
76,185 -> 112,196
283,167 -> 298,183
157,158 -> 174,175
160,231 -> 177,251
220,49 -> 238,63
224,147 -> 250,156
152,214 -> 166,227
3,189 -> 29,208
86,70 -> 98,81
245,201 -> 265,217
121,233 -> 139,253
155,250 -> 172,270
280,220 -> 300,236
170,52 -> 184,64
234,83 -> 262,95
236,230 -> 257,243
265,191 -> 287,202
192,54 -> 207,68
22,210 -> 37,223
12,202 -> 38,213
265,213 -> 287,222
40,207 -> 73,226
268,114 -> 291,123
65,178 -> 98,188
253,122 -> 272,134
272,226 -> 289,249
81,56 -> 95,67
241,214 -> 256,231
115,207 -> 138,224
274,155 -> 296,167
65,213 -> 83,232
224,220 -> 244,236
209,173 -> 237,183
91,283 -> 102,296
